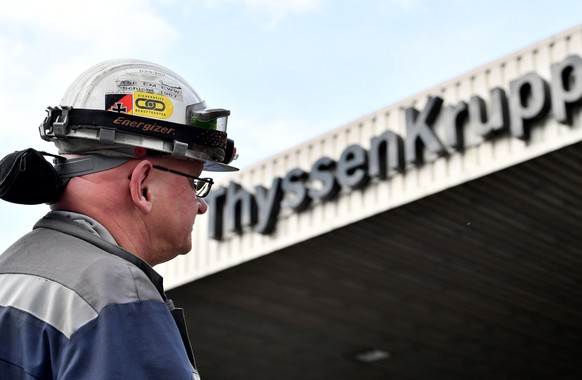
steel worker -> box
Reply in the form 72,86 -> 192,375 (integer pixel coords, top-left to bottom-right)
0,59 -> 238,379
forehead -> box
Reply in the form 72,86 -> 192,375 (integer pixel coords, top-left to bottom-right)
155,157 -> 205,175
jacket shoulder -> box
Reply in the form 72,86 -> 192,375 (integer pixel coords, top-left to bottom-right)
0,227 -> 162,312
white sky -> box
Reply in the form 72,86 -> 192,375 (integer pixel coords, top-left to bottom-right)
0,0 -> 581,252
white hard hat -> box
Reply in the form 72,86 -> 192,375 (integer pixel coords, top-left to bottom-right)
39,59 -> 238,171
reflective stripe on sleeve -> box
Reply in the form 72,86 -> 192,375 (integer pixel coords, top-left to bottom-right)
0,273 -> 98,338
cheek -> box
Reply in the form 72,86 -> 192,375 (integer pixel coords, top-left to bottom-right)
163,180 -> 193,204
174,180 -> 192,197
151,183 -> 188,218
176,188 -> 200,220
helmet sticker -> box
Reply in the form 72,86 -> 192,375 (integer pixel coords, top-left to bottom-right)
133,91 -> 173,119
116,78 -> 184,101
106,93 -> 133,114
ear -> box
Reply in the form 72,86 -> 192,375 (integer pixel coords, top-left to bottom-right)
129,160 -> 153,214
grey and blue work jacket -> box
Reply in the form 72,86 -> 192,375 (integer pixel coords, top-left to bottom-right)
0,211 -> 200,379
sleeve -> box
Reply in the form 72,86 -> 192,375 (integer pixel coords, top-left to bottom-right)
57,300 -> 196,380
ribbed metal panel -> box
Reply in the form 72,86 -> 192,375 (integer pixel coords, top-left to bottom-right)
159,24 -> 582,289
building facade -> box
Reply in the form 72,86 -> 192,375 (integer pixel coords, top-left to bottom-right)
161,25 -> 582,380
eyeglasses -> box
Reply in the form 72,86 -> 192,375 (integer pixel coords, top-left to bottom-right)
152,165 -> 214,198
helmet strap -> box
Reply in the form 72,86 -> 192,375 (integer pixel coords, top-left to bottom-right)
55,155 -> 130,179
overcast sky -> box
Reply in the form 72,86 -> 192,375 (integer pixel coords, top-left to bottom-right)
0,0 -> 580,252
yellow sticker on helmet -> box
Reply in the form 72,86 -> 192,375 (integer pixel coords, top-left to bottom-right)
133,91 -> 173,119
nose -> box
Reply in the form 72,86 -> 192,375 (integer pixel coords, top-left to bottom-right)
197,197 -> 208,214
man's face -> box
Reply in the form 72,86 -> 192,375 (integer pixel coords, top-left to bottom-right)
147,158 -> 209,264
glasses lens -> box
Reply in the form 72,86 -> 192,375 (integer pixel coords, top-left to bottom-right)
193,179 -> 212,197
152,165 -> 213,198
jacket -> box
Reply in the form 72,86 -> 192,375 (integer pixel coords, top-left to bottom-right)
0,211 -> 200,379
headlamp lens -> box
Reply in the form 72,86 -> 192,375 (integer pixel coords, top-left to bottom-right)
189,115 -> 228,132
187,106 -> 230,132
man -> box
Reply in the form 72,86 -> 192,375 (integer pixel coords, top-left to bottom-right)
0,59 -> 238,379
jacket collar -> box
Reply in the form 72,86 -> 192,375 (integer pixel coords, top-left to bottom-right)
34,211 -> 166,300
